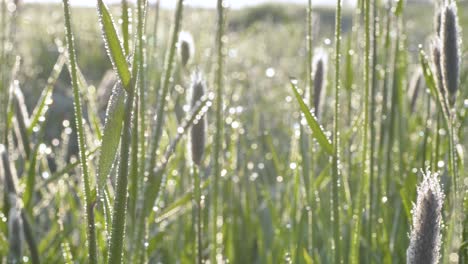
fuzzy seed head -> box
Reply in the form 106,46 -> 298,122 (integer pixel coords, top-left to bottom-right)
178,31 -> 195,68
312,48 -> 328,118
440,2 -> 461,106
407,171 -> 444,264
189,72 -> 206,166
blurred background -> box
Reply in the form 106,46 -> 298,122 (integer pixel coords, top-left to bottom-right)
12,0 -> 467,150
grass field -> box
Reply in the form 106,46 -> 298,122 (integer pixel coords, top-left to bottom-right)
0,0 -> 467,263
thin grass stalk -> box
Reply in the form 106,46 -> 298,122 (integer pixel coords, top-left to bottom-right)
433,113 -> 441,170
211,1 -> 224,263
305,0 -> 315,254
421,95 -> 431,169
129,0 -> 147,236
62,0 -> 97,262
12,86 -> 30,158
350,0 -> 372,262
332,0 -> 342,261
129,79 -> 139,223
137,0 -> 148,217
384,31 -> 400,212
193,166 -> 203,264
368,0 -> 377,258
21,211 -> 40,264
121,0 -> 129,55
307,0 -> 313,108
133,1 -> 183,261
0,0 -> 6,144
149,0 -> 184,167
148,0 -> 160,110
377,2 -> 392,198
148,0 -> 184,172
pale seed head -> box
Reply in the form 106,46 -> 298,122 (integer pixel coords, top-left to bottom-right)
189,72 -> 206,167
178,31 -> 195,68
312,48 -> 328,119
407,171 -> 444,264
440,2 -> 461,106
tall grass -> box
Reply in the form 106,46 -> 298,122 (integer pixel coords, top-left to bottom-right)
0,0 -> 466,263
62,0 -> 98,262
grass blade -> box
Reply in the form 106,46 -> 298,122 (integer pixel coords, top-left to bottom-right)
290,80 -> 333,155
97,0 -> 131,90
62,0 -> 98,262
97,83 -> 125,190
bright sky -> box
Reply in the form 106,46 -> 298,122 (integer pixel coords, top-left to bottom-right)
26,0 -> 338,9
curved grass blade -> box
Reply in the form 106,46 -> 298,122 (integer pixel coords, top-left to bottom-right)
290,80 -> 333,155
97,0 -> 131,90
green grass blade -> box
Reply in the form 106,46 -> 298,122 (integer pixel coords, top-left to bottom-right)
97,0 -> 131,90
97,83 -> 125,190
290,80 -> 333,155
62,0 -> 98,262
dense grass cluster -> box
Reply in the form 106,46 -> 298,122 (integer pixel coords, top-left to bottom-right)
0,0 -> 467,263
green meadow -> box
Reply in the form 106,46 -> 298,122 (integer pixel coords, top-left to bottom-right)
0,0 -> 467,263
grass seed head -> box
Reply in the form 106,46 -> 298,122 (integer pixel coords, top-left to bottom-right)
189,71 -> 206,167
178,31 -> 195,68
431,38 -> 445,96
407,171 -> 444,264
440,2 -> 461,106
312,48 -> 328,118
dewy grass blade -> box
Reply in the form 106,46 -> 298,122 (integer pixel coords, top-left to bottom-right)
97,0 -> 131,90
121,0 -> 129,55
290,80 -> 333,155
212,1 -> 224,263
97,83 -> 125,191
332,0 -> 342,261
62,0 -> 98,262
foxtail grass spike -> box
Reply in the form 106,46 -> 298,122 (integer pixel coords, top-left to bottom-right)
178,31 -> 194,68
407,171 -> 444,264
189,72 -> 206,166
312,49 -> 327,119
440,2 -> 460,106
